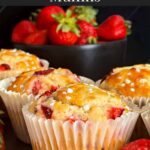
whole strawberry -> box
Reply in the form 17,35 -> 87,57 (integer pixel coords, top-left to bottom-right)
37,6 -> 65,30
97,15 -> 127,41
48,10 -> 80,45
76,20 -> 97,45
121,139 -> 150,150
24,30 -> 48,45
11,20 -> 36,43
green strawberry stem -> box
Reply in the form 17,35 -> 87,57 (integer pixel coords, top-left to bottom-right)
88,36 -> 97,44
125,20 -> 132,35
29,9 -> 41,23
71,6 -> 98,26
51,10 -> 80,36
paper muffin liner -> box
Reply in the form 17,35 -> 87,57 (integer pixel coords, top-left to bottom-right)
0,59 -> 49,80
141,110 -> 150,136
22,103 -> 139,150
95,79 -> 101,87
121,96 -> 150,113
79,76 -> 95,85
0,77 -> 33,143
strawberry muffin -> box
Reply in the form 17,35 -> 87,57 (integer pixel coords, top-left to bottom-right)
23,83 -> 138,150
99,64 -> 150,108
0,49 -> 49,79
0,68 -> 93,143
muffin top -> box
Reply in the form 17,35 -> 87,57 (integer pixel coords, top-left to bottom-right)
100,64 -> 150,97
29,83 -> 129,121
8,68 -> 80,96
0,49 -> 44,72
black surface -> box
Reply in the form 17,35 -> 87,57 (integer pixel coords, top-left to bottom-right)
14,39 -> 126,80
4,118 -> 32,150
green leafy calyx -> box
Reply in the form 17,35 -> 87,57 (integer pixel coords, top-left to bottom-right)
52,10 -> 80,36
72,6 -> 98,26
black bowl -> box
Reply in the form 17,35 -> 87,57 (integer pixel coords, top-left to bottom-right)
14,39 -> 126,80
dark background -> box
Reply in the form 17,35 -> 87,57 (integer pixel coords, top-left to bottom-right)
0,6 -> 150,65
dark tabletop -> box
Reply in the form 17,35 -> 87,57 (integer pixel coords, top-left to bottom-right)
3,118 -> 32,150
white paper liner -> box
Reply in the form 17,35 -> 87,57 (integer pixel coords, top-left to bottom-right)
95,79 -> 101,87
0,77 -> 33,143
79,76 -> 95,85
22,103 -> 139,150
141,110 -> 150,135
0,59 -> 49,80
121,96 -> 150,113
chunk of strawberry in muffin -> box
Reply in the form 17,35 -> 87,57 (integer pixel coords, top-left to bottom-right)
41,105 -> 53,119
32,80 -> 42,96
0,64 -> 10,71
107,107 -> 125,119
34,68 -> 54,75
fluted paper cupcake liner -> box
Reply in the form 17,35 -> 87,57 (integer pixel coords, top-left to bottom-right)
141,110 -> 150,136
0,77 -> 33,143
22,103 -> 139,150
79,76 -> 95,85
95,79 -> 101,87
0,75 -> 94,144
0,59 -> 49,80
121,96 -> 150,112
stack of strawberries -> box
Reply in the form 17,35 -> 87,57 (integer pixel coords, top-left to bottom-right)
11,6 -> 131,46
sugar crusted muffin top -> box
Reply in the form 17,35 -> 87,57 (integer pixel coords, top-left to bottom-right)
0,49 -> 44,72
100,64 -> 150,97
8,68 -> 80,96
29,83 -> 129,121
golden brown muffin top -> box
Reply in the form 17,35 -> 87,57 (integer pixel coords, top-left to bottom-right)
29,83 -> 129,121
8,68 -> 80,96
100,64 -> 150,97
0,49 -> 44,72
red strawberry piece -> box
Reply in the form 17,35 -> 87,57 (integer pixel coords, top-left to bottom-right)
107,107 -> 124,119
24,30 -> 48,45
50,85 -> 58,93
97,15 -> 127,41
11,20 -> 36,43
77,20 -> 98,45
67,116 -> 87,124
49,23 -> 78,45
37,6 -> 65,30
121,139 -> 150,150
41,105 -> 53,119
40,90 -> 52,97
32,80 -> 42,95
67,116 -> 78,124
34,68 -> 54,75
40,85 -> 57,97
0,64 -> 10,71
39,61 -> 44,67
